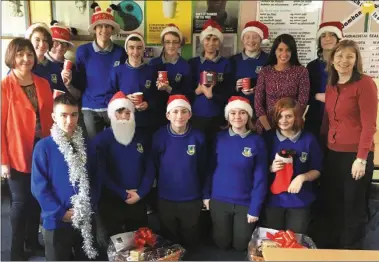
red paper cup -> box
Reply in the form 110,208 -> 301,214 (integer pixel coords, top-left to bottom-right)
200,71 -> 216,87
133,92 -> 144,105
242,78 -> 251,90
158,71 -> 168,83
64,59 -> 73,71
53,89 -> 66,99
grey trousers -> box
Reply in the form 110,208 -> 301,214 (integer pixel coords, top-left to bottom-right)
82,110 -> 110,138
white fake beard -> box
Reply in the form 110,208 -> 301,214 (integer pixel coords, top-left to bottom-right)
111,117 -> 136,146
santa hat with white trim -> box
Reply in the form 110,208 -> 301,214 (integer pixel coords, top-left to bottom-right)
50,20 -> 77,47
160,24 -> 183,44
241,21 -> 270,45
225,96 -> 253,120
108,91 -> 135,121
200,19 -> 224,44
166,95 -> 191,113
125,32 -> 145,50
316,21 -> 344,41
88,2 -> 120,34
25,22 -> 52,39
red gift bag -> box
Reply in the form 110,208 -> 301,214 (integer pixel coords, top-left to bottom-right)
270,150 -> 295,195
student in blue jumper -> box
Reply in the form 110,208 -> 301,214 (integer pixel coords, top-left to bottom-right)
188,19 -> 232,142
75,2 -> 127,138
149,24 -> 194,127
230,21 -> 269,112
92,91 -> 154,242
264,97 -> 323,234
203,96 -> 268,251
304,22 -> 342,139
31,94 -> 99,261
150,95 -> 206,246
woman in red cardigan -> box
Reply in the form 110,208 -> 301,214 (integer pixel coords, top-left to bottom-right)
320,40 -> 377,249
1,38 -> 53,260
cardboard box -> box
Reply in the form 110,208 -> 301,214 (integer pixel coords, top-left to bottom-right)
263,247 -> 379,261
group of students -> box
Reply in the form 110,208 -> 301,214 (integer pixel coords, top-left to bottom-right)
1,2 -> 378,261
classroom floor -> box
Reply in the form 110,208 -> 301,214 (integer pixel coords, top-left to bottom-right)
1,184 -> 379,261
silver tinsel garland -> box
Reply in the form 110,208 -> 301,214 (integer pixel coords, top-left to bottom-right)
51,124 -> 98,259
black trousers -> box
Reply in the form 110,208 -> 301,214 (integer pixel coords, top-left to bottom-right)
264,206 -> 311,234
43,226 -> 87,261
158,199 -> 202,247
319,149 -> 374,249
8,169 -> 41,260
210,199 -> 255,251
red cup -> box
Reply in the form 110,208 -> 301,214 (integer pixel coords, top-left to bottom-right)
158,71 -> 168,83
63,59 -> 73,71
133,92 -> 144,105
242,78 -> 251,90
53,89 -> 66,99
200,71 -> 216,87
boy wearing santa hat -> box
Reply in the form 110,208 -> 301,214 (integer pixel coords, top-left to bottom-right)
75,2 -> 127,138
92,91 -> 154,243
149,95 -> 206,247
108,32 -> 159,143
188,19 -> 233,146
230,21 -> 269,111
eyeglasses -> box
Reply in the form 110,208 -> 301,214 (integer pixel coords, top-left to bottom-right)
53,41 -> 69,49
163,40 -> 180,45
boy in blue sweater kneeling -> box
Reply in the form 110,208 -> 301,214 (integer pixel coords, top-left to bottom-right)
150,95 -> 207,247
31,94 -> 99,261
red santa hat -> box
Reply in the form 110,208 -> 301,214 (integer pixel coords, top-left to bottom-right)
160,24 -> 183,44
125,32 -> 145,50
166,95 -> 191,113
25,22 -> 52,39
108,91 -> 135,121
224,96 -> 253,119
316,21 -> 344,41
88,2 -> 120,34
200,19 -> 223,43
241,21 -> 270,45
50,20 -> 77,47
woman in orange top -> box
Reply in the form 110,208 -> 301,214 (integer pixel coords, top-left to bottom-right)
1,38 -> 53,260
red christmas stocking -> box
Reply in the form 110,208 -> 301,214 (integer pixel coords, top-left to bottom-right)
270,153 -> 294,194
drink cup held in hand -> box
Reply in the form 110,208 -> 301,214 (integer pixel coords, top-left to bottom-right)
158,71 -> 168,84
63,59 -> 73,71
242,78 -> 251,90
53,89 -> 66,99
133,92 -> 144,105
200,71 -> 216,87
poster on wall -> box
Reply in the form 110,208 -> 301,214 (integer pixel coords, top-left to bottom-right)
192,33 -> 237,58
52,1 -> 92,36
329,0 -> 379,78
112,0 -> 144,41
145,0 -> 192,44
257,0 -> 323,65
1,0 -> 30,37
192,0 -> 239,33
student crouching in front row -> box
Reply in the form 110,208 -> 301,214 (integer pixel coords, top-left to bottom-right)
203,96 -> 268,251
263,97 -> 323,234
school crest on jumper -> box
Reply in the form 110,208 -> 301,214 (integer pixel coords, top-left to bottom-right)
113,61 -> 120,67
187,145 -> 196,156
175,73 -> 182,82
51,74 -> 57,84
300,152 -> 308,163
255,66 -> 262,74
145,80 -> 151,89
217,73 -> 224,82
242,147 -> 252,157
137,143 -> 144,153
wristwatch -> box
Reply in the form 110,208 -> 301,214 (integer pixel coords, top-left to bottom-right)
356,158 -> 367,165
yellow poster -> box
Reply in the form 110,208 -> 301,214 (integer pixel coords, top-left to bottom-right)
146,1 -> 192,44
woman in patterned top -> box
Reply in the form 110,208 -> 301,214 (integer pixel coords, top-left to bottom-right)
254,34 -> 310,134
1,38 -> 53,260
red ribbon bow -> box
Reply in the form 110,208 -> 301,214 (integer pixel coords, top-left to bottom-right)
133,227 -> 156,248
266,230 -> 305,248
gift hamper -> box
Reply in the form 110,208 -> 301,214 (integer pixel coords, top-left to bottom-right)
248,227 -> 316,261
107,227 -> 186,261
